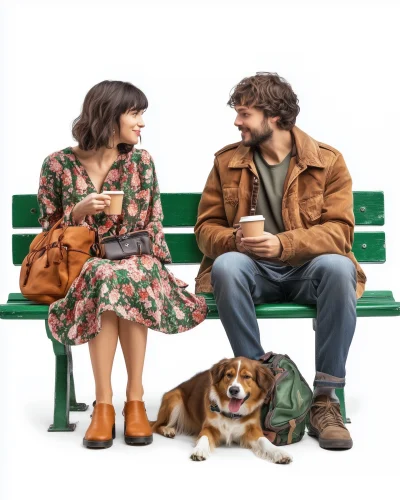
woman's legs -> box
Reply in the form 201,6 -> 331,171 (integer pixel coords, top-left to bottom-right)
118,318 -> 152,444
118,318 -> 148,401
88,311 -> 119,405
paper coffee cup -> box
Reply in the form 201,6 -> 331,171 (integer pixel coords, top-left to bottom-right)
239,215 -> 265,237
102,191 -> 124,215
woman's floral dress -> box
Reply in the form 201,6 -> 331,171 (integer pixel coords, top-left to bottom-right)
38,147 -> 207,345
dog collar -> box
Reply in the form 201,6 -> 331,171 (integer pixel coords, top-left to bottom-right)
210,403 -> 242,419
209,394 -> 250,420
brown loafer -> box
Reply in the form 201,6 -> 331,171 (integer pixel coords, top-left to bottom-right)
83,403 -> 116,449
123,400 -> 153,446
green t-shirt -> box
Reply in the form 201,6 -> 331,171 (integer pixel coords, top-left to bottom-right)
254,148 -> 291,234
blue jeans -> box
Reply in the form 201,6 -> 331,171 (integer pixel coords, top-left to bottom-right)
211,253 -> 357,388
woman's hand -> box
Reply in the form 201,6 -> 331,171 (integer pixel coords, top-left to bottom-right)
72,193 -> 111,223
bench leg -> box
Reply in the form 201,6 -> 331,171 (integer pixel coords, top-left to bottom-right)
45,321 -> 87,431
69,371 -> 89,412
335,388 -> 351,424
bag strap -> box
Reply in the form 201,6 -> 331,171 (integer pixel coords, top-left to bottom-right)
116,215 -> 123,236
31,218 -> 64,251
259,351 -> 275,363
46,217 -> 64,238
287,419 -> 297,445
115,216 -> 145,237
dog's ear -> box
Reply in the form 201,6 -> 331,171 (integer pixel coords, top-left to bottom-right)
255,363 -> 275,393
211,358 -> 231,385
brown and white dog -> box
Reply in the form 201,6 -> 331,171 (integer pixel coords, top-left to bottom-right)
152,356 -> 293,463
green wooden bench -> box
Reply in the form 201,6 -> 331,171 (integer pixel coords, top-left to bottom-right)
1,192 -> 399,431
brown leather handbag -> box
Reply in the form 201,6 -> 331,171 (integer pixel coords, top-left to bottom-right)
19,218 -> 100,305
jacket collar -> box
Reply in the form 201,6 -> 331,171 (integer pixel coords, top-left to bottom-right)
228,126 -> 326,171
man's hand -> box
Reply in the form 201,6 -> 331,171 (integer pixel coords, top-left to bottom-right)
235,227 -> 247,253
241,232 -> 283,259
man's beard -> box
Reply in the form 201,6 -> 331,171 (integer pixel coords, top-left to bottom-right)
241,121 -> 273,147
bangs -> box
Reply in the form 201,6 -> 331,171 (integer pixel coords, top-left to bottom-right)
120,83 -> 148,114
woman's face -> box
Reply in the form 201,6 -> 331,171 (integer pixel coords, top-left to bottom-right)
117,109 -> 145,146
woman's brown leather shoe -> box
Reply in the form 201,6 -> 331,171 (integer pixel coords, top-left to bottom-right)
83,403 -> 116,449
123,400 -> 153,446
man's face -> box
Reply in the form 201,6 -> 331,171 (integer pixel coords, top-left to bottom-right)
234,106 -> 273,147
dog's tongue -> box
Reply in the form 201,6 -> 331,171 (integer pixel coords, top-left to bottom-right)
229,398 -> 243,413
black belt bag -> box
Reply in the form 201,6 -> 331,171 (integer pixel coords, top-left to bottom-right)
101,230 -> 151,260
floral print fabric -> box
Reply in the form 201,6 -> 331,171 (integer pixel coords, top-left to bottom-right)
38,147 -> 207,345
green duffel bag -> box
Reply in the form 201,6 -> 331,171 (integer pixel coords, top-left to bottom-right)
259,352 -> 313,446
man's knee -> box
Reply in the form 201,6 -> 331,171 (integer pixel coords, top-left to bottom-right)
313,254 -> 356,282
211,252 -> 253,286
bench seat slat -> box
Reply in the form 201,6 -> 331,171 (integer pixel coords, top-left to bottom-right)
201,292 -> 400,318
1,291 -> 399,320
7,290 -> 396,303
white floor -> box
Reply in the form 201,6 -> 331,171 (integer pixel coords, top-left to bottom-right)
1,311 -> 399,499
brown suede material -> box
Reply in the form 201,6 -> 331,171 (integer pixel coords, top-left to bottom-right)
84,403 -> 115,441
310,395 -> 352,442
20,217 -> 99,305
194,126 -> 366,299
124,401 -> 152,438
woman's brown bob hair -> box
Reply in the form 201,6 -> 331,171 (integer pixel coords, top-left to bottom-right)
72,80 -> 148,154
227,72 -> 300,130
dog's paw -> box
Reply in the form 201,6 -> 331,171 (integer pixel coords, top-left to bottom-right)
254,437 -> 293,464
190,436 -> 211,461
161,426 -> 176,439
190,449 -> 209,461
270,449 -> 293,465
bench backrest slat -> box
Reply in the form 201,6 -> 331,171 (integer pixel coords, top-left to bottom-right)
12,191 -> 384,228
12,231 -> 386,265
11,191 -> 386,265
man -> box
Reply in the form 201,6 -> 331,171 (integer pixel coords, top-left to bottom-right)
194,72 -> 366,450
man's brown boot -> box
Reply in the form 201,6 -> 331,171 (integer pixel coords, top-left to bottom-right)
83,403 -> 115,449
308,395 -> 353,450
123,400 -> 153,446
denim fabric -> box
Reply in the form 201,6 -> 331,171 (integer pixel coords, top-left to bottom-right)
211,252 -> 357,387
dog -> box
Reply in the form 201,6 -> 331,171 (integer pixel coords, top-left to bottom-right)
152,356 -> 293,464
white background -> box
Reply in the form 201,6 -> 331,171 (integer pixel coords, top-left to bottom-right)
1,0 -> 400,498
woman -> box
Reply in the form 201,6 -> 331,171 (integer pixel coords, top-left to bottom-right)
38,80 -> 208,449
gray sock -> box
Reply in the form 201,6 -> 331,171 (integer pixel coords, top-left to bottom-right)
313,387 -> 339,403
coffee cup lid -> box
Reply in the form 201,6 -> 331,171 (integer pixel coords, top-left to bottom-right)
239,215 -> 265,222
102,191 -> 124,194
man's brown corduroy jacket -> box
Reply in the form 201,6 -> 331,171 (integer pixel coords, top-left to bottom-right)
194,126 -> 366,299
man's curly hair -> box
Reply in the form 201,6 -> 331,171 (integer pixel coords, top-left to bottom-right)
227,73 -> 300,130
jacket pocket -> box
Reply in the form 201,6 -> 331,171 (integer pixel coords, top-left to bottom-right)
298,193 -> 324,223
223,187 -> 239,225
